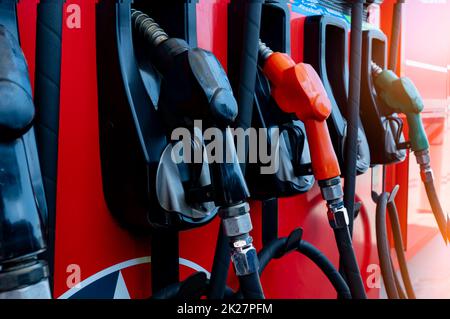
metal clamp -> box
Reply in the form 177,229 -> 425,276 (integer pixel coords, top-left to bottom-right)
231,244 -> 259,277
415,150 -> 434,183
327,203 -> 349,229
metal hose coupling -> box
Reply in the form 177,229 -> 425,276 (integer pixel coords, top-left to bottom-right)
414,149 -> 434,183
219,202 -> 259,276
131,9 -> 169,48
371,61 -> 383,78
0,259 -> 51,299
319,177 -> 349,229
258,40 -> 273,62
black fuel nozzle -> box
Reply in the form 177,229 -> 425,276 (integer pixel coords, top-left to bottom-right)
131,9 -> 238,131
0,26 -> 51,298
131,9 -> 249,205
131,10 -> 261,296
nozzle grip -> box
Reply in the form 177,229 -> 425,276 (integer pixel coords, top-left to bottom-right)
304,120 -> 341,181
406,113 -> 429,152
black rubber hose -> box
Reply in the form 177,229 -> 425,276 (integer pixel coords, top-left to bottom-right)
389,0 -> 405,71
208,225 -> 231,299
341,1 -> 364,295
391,258 -> 407,299
152,281 -> 182,299
152,272 -> 236,299
208,0 -> 263,300
387,198 -> 416,299
228,0 -> 263,175
333,226 -> 367,299
298,241 -> 352,299
33,0 -> 64,291
424,179 -> 449,244
257,238 -> 352,299
344,0 -> 364,237
375,192 -> 399,299
239,272 -> 265,299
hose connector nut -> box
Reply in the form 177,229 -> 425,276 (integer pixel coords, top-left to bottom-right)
222,212 -> 253,237
415,150 -> 434,182
414,149 -> 431,166
319,180 -> 344,202
231,245 -> 259,276
328,205 -> 349,229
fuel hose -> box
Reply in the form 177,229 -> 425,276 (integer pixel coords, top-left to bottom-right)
256,233 -> 352,299
208,0 -> 264,299
375,190 -> 416,299
344,0 -> 364,237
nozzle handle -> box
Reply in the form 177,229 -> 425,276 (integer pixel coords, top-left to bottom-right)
261,52 -> 341,181
406,113 -> 429,152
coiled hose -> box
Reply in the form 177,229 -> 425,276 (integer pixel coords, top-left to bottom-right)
153,272 -> 235,300
256,234 -> 352,299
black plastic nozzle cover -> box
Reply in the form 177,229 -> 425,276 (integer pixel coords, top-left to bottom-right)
0,25 -> 47,264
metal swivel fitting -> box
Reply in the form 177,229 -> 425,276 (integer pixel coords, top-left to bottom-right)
220,202 -> 252,237
318,177 -> 349,229
371,61 -> 383,78
131,9 -> 169,48
258,40 -> 274,61
415,149 -> 434,183
230,238 -> 259,277
327,201 -> 349,230
219,202 -> 259,276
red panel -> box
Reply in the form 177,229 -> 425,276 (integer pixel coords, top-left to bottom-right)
54,0 -> 151,298
17,0 -> 38,92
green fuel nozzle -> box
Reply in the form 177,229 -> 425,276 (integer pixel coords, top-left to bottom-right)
371,62 -> 429,153
371,62 -> 449,244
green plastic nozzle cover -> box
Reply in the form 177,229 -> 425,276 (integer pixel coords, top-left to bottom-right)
374,70 -> 429,152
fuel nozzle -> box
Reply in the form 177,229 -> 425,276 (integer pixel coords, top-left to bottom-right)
371,62 -> 429,153
371,62 -> 449,243
258,40 -> 344,221
131,9 -> 238,130
259,41 -> 367,298
132,9 -> 262,297
258,40 -> 341,182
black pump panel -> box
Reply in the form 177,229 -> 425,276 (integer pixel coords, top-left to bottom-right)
96,0 -> 215,231
360,29 -> 407,165
303,15 -> 371,176
260,0 -> 291,55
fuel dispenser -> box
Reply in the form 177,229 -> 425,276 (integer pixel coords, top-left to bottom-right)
3,0 -> 443,300
303,15 -> 371,177
244,1 -> 352,299
246,0 -> 315,243
359,26 -> 416,300
360,29 -> 407,165
96,0 -> 264,299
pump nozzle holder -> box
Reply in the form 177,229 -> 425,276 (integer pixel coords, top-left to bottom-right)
371,63 -> 429,152
260,52 -> 341,181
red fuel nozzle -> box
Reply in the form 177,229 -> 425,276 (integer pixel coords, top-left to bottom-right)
259,49 -> 340,182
